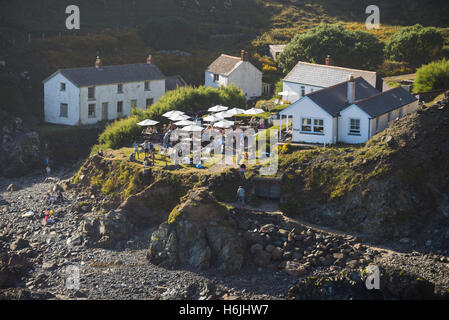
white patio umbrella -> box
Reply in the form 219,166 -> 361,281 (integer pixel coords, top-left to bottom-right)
181,125 -> 203,132
203,114 -> 225,122
137,119 -> 159,126
244,108 -> 265,115
174,120 -> 195,126
170,114 -> 191,121
215,111 -> 232,119
213,120 -> 234,129
162,110 -> 184,118
224,108 -> 246,116
208,105 -> 229,113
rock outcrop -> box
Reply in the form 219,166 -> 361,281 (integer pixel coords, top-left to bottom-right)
147,188 -> 246,273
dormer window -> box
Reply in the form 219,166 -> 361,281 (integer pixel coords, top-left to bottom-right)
213,74 -> 219,83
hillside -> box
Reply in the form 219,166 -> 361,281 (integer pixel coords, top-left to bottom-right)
280,98 -> 449,246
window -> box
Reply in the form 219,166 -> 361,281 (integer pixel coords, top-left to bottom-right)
213,74 -> 219,83
88,104 -> 96,118
131,99 -> 137,108
301,118 -> 312,132
313,119 -> 324,133
144,81 -> 150,91
117,101 -> 123,115
88,87 -> 95,100
301,86 -> 305,97
59,103 -> 68,118
301,117 -> 324,134
146,98 -> 154,109
117,84 -> 123,94
60,83 -> 66,91
349,119 -> 361,135
387,112 -> 392,122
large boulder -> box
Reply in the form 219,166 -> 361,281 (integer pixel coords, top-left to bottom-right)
147,188 -> 246,273
80,210 -> 131,248
0,118 -> 43,177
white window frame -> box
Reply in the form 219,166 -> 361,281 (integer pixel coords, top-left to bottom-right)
60,83 -> 66,92
117,83 -> 123,94
144,81 -> 150,91
301,117 -> 324,135
117,101 -> 123,115
59,103 -> 68,118
88,86 -> 96,100
213,74 -> 220,83
349,118 -> 361,136
88,103 -> 96,118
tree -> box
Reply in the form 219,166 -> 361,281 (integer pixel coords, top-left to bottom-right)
277,24 -> 384,73
385,24 -> 444,67
414,59 -> 449,92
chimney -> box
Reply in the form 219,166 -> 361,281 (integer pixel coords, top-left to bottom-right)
241,50 -> 248,62
95,56 -> 102,69
347,75 -> 356,104
325,55 -> 333,66
147,54 -> 153,64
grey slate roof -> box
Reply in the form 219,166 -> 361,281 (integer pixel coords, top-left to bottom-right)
307,77 -> 379,117
284,61 -> 377,88
206,54 -> 242,75
355,86 -> 418,118
45,63 -> 166,87
165,75 -> 188,91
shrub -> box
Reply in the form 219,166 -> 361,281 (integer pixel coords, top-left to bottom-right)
414,59 -> 449,92
385,24 -> 444,67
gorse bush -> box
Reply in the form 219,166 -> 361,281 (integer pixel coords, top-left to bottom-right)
414,59 -> 449,92
94,84 -> 247,152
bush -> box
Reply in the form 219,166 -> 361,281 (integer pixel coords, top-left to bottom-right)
414,59 -> 449,92
385,24 -> 444,67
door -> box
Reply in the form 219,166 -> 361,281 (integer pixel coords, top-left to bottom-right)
102,102 -> 109,121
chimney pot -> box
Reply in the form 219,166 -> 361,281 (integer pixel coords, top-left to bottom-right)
241,50 -> 248,62
325,55 -> 333,66
95,56 -> 102,69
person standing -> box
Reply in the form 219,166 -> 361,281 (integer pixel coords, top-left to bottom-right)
237,186 -> 245,207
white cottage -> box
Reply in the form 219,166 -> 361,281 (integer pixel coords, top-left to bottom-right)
281,57 -> 379,104
280,76 -> 419,145
43,56 -> 166,126
205,50 -> 262,100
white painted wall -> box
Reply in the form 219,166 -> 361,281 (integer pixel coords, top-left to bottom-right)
282,81 -> 323,104
280,97 -> 335,144
44,73 -> 80,126
339,105 -> 371,144
228,61 -> 262,99
205,71 -> 228,89
44,72 -> 165,126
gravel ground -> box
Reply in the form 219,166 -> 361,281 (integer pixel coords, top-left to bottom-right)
1,169 -> 448,300
0,169 -> 292,300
